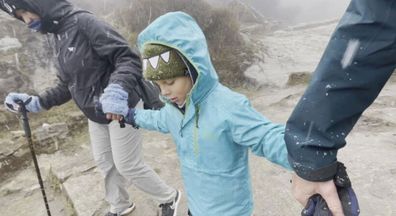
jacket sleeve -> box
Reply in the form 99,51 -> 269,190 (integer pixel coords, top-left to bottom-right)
38,76 -> 71,110
229,97 -> 291,170
79,14 -> 141,93
285,0 -> 396,181
134,104 -> 170,133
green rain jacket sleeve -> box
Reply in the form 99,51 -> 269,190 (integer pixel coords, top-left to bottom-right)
133,105 -> 171,134
229,97 -> 291,170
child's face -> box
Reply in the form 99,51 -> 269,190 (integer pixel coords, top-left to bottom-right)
155,76 -> 193,106
15,9 -> 40,25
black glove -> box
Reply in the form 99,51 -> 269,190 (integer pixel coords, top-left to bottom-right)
301,162 -> 360,216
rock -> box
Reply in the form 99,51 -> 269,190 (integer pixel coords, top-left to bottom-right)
65,111 -> 87,132
286,72 -> 311,86
34,123 -> 69,153
0,168 -> 41,196
0,140 -> 21,157
0,76 -> 24,94
0,13 -> 57,96
10,130 -> 25,140
0,36 -> 21,52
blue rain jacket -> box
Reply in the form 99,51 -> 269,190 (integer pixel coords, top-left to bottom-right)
136,12 -> 291,216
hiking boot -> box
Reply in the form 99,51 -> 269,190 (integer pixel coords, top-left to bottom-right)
105,203 -> 136,216
159,190 -> 181,216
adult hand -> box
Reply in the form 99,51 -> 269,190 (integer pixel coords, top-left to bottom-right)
4,92 -> 43,113
95,101 -> 138,128
300,163 -> 360,216
99,83 -> 129,121
292,174 -> 345,216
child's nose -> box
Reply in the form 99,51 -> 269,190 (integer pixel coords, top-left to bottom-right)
161,88 -> 170,96
22,16 -> 30,24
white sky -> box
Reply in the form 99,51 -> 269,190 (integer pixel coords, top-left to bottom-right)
278,0 -> 350,23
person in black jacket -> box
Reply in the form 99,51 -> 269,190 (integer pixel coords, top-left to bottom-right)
1,0 -> 180,215
285,0 -> 396,215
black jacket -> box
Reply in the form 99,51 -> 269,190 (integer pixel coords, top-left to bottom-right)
1,0 -> 142,123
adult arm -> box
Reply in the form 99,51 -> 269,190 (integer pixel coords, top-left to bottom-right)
285,0 -> 396,214
79,14 -> 142,93
38,76 -> 71,109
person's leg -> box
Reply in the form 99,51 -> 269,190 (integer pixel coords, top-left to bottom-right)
108,106 -> 176,204
285,0 -> 396,180
88,120 -> 131,213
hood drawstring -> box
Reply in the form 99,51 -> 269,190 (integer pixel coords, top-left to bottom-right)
195,105 -> 200,129
179,120 -> 183,137
193,105 -> 200,157
178,104 -> 200,157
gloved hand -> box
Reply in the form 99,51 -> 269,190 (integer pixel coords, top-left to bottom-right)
99,84 -> 129,117
301,162 -> 360,216
95,101 -> 138,129
4,92 -> 43,113
124,108 -> 138,129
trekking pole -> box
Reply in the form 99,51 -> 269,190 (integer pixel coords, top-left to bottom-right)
15,99 -> 52,216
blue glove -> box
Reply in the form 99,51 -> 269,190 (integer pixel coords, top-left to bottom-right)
4,92 -> 43,113
99,84 -> 129,117
301,162 -> 360,216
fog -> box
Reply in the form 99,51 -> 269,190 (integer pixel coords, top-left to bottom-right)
278,0 -> 350,23
207,0 -> 350,24
70,0 -> 350,25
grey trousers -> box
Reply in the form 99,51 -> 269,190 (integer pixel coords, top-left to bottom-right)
88,117 -> 176,213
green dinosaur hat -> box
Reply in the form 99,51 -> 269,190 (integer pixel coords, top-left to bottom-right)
142,44 -> 187,80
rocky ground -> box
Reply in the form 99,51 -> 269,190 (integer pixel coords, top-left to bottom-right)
1,19 -> 396,216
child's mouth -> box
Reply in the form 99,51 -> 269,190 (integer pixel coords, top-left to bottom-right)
170,97 -> 179,104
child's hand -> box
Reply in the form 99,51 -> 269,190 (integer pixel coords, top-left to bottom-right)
124,108 -> 139,129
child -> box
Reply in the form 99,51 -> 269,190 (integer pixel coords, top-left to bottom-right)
100,11 -> 291,216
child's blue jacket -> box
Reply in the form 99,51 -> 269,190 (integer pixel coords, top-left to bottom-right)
136,11 -> 291,216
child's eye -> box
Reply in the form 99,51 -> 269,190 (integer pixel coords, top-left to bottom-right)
166,80 -> 175,85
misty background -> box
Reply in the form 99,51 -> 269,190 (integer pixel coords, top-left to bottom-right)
208,0 -> 350,24
73,0 -> 350,25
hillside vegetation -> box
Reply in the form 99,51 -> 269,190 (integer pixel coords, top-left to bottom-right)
107,0 -> 256,86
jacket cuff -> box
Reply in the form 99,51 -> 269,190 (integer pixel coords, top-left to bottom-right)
38,95 -> 51,110
289,155 -> 338,182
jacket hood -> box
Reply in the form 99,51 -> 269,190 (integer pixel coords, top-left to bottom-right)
137,11 -> 219,105
0,0 -> 74,33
